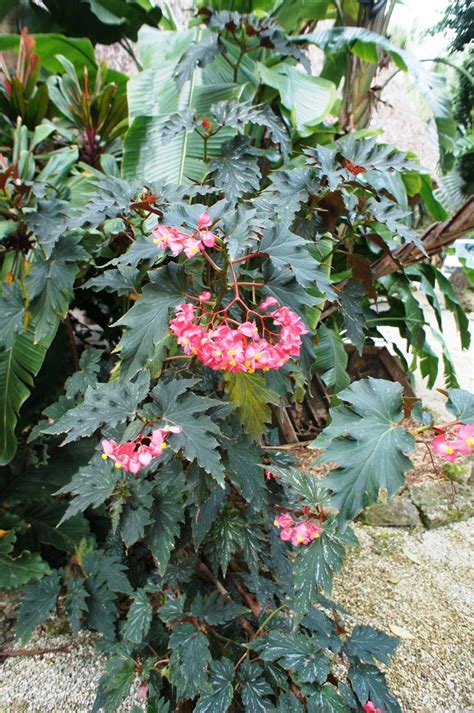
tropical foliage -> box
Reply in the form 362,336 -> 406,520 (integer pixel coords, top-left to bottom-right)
0,2 -> 473,711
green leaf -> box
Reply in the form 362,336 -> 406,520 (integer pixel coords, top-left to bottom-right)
345,625 -> 398,665
69,175 -> 136,230
253,631 -> 329,683
260,224 -> 316,288
314,325 -> 350,392
86,579 -> 118,639
191,591 -> 246,625
27,235 -> 89,344
314,378 -> 415,521
195,658 -> 234,713
269,464 -> 330,508
65,348 -> 102,400
83,550 -> 132,594
93,656 -> 136,713
65,576 -> 89,635
122,588 -> 152,644
0,549 -> 51,589
240,660 -> 274,713
115,264 -> 186,376
210,136 -> 262,201
120,479 -> 153,548
258,62 -> 335,135
264,268 -> 317,319
0,284 -> 25,349
226,433 -> 267,511
447,388 -> 474,423
340,278 -> 366,354
207,506 -> 244,577
276,692 -> 305,713
43,371 -> 150,444
169,622 -> 212,698
368,198 -> 423,251
336,135 -> 418,174
57,457 -> 117,522
15,500 -> 90,553
174,33 -> 223,90
153,379 -> 224,484
25,198 -> 71,259
192,484 -> 227,548
146,462 -> 185,574
348,662 -> 401,713
293,531 -> 346,614
84,266 -> 139,296
224,372 -> 279,440
0,328 -> 47,466
16,571 -> 61,642
307,685 -> 350,713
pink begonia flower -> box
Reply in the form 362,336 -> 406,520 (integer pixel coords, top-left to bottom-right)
274,513 -> 294,529
183,236 -> 204,259
199,230 -> 216,248
169,299 -> 307,374
453,423 -> 474,455
198,291 -> 212,302
152,212 -> 216,259
260,296 -> 278,311
363,702 -> 383,713
136,680 -> 148,702
198,211 -> 212,230
273,514 -> 322,547
101,426 -> 181,474
265,470 -> 279,480
431,433 -> 460,462
280,527 -> 293,542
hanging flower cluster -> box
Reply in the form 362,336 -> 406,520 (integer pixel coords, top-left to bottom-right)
169,296 -> 307,373
431,423 -> 474,463
274,513 -> 323,547
152,211 -> 217,259
363,702 -> 383,713
101,426 -> 181,474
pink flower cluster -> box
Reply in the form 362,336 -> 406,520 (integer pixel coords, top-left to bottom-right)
169,297 -> 307,373
152,211 -> 217,259
431,423 -> 474,463
101,426 -> 181,474
274,513 -> 323,547
363,702 -> 383,713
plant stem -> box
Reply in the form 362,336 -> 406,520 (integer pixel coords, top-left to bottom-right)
254,603 -> 287,638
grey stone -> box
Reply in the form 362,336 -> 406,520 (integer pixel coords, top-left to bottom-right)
409,482 -> 474,529
363,494 -> 422,528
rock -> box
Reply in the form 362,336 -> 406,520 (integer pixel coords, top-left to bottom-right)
363,494 -> 422,528
409,482 -> 474,529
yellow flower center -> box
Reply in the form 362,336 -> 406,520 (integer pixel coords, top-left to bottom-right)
181,337 -> 189,345
445,446 -> 454,455
263,367 -> 270,372
273,519 -> 278,527
467,438 -> 474,445
228,349 -> 236,356
312,533 -> 320,539
244,360 -> 251,367
101,453 -> 108,460
296,535 -> 304,542
161,443 -> 167,449
229,359 -> 236,366
248,368 -> 255,374
114,461 -> 122,469
254,353 -> 261,360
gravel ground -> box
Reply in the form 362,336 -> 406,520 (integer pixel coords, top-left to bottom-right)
1,520 -> 473,712
333,520 -> 474,713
